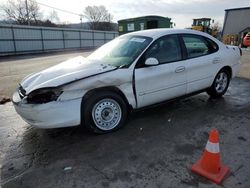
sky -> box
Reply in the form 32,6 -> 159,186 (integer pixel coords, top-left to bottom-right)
0,0 -> 250,28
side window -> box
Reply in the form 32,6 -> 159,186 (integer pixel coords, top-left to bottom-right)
205,37 -> 219,53
182,35 -> 218,58
144,35 -> 182,64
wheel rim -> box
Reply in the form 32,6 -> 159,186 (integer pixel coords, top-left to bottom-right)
215,72 -> 228,93
92,98 -> 122,131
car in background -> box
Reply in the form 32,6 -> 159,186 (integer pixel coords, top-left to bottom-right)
12,29 -> 241,133
243,32 -> 250,47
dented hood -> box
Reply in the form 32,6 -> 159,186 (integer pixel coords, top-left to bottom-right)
21,56 -> 117,94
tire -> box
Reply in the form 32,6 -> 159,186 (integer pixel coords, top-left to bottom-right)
241,44 -> 247,48
206,69 -> 230,98
83,91 -> 128,134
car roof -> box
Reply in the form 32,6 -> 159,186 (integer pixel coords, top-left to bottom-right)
123,28 -> 214,40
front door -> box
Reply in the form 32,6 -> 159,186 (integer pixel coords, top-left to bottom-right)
134,34 -> 187,108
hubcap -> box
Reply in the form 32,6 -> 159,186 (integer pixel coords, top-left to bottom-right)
92,98 -> 122,131
215,72 -> 228,93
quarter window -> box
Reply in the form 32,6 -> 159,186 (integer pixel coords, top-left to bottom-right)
182,35 -> 218,58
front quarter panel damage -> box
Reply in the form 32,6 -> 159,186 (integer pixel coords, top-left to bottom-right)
62,69 -> 136,108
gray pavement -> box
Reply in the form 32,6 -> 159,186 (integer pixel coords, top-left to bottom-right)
0,50 -> 250,188
0,50 -> 92,101
240,49 -> 250,79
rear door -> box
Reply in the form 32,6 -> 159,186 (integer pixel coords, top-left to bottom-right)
134,34 -> 187,108
181,34 -> 220,93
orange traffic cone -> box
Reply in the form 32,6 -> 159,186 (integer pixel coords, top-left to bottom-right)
191,129 -> 230,184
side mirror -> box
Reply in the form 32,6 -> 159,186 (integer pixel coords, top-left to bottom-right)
145,58 -> 159,66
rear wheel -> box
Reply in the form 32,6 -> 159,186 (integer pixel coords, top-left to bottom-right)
83,91 -> 127,134
206,69 -> 230,98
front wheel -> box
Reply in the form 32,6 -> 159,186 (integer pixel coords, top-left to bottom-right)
206,69 -> 230,98
83,91 -> 127,134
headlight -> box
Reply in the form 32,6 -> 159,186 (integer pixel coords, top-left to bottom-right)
27,88 -> 63,104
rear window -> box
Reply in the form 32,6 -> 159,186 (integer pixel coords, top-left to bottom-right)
182,34 -> 218,59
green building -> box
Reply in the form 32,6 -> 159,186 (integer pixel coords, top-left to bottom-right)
118,15 -> 174,35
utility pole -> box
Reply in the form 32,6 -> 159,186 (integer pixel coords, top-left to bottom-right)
25,0 -> 30,25
80,14 -> 83,29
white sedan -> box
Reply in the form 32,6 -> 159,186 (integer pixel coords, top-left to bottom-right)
12,29 -> 241,133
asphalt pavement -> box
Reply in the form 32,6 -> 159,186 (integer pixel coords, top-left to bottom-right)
0,50 -> 92,101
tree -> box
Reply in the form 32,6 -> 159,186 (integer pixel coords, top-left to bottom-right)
1,0 -> 42,25
83,5 -> 113,30
211,21 -> 222,38
47,10 -> 60,23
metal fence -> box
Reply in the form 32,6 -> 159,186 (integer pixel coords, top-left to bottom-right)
0,24 -> 118,56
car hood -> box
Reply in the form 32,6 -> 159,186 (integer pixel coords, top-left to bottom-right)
21,56 -> 117,94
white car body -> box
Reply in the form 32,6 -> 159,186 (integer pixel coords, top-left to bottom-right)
12,29 -> 241,129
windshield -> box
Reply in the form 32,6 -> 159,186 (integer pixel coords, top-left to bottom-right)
87,35 -> 152,67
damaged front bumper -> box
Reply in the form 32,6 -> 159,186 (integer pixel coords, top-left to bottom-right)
12,90 -> 81,128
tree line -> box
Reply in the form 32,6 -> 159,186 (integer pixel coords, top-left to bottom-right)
0,0 -> 115,31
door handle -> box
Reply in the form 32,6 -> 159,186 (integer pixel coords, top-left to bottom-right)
212,57 -> 220,64
175,66 -> 185,73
